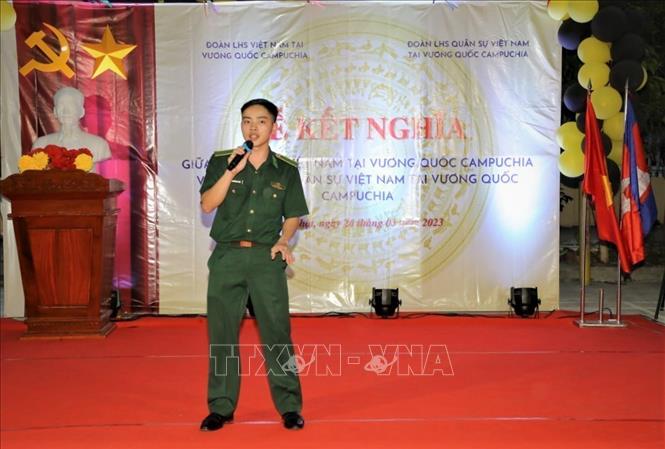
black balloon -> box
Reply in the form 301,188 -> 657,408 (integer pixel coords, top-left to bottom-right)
622,93 -> 645,123
561,172 -> 583,189
558,19 -> 590,51
581,133 -> 612,156
611,33 -> 645,62
576,111 -> 585,133
609,60 -> 644,91
606,159 -> 621,196
563,84 -> 587,113
576,110 -> 602,134
598,0 -> 626,7
591,6 -> 627,42
624,8 -> 647,36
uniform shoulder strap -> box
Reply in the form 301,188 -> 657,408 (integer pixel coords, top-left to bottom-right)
212,149 -> 233,158
274,152 -> 298,168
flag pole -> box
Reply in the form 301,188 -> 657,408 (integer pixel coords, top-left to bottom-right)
616,254 -> 622,323
616,79 -> 631,324
578,189 -> 591,287
579,186 -> 588,324
576,83 -> 627,328
577,84 -> 593,326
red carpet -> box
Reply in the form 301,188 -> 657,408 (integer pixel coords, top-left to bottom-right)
1,313 -> 664,449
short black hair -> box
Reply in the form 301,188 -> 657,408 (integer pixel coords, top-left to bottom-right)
241,98 -> 278,122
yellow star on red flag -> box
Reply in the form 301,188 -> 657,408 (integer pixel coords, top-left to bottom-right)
81,25 -> 136,79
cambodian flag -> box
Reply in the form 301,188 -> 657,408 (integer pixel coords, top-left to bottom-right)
620,96 -> 658,267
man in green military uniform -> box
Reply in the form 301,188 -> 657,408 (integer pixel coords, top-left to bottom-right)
199,99 -> 308,431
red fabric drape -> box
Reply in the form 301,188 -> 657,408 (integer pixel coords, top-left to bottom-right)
15,1 -> 159,312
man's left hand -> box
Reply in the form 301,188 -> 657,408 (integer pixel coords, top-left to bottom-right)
271,241 -> 294,265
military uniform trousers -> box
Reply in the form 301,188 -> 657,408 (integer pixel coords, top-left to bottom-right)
206,243 -> 303,416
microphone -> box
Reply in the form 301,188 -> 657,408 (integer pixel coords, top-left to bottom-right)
227,140 -> 253,171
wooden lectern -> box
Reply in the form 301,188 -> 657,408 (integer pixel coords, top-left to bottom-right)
0,170 -> 123,338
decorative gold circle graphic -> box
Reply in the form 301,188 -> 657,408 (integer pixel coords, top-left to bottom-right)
221,16 -> 493,296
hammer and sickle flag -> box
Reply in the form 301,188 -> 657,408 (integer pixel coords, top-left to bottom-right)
81,25 -> 137,80
19,22 -> 74,78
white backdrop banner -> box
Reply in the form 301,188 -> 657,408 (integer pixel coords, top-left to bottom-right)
155,1 -> 561,314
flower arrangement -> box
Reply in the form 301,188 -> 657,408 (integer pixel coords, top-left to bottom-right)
18,145 -> 94,173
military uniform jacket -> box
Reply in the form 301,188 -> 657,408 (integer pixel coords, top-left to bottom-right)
200,149 -> 309,245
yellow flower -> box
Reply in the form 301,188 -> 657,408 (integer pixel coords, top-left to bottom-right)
32,151 -> 49,169
74,153 -> 93,172
18,155 -> 37,173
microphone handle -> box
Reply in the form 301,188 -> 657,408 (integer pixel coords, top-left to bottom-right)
227,152 -> 246,171
227,143 -> 252,171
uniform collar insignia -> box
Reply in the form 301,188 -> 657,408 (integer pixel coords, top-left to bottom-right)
269,149 -> 279,168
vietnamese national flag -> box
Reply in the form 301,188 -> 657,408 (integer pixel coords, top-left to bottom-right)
620,96 -> 658,266
582,94 -> 631,273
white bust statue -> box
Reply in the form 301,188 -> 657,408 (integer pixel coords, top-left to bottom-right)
32,87 -> 111,169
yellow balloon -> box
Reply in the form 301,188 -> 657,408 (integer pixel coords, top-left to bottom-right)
608,139 -> 623,167
547,0 -> 569,21
556,122 -> 585,152
577,37 -> 611,64
578,63 -> 609,89
602,112 -> 625,141
559,149 -> 585,178
568,0 -> 599,24
0,0 -> 17,32
637,65 -> 648,91
591,86 -> 622,120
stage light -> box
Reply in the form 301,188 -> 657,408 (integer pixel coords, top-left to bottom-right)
508,287 -> 541,318
370,288 -> 401,318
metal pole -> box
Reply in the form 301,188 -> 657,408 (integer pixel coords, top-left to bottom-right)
579,287 -> 586,324
598,288 -> 604,323
655,268 -> 665,321
579,192 -> 588,324
616,80 -> 630,325
616,260 -> 622,323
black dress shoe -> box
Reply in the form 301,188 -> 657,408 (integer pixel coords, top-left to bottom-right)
282,412 -> 305,430
200,412 -> 234,431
